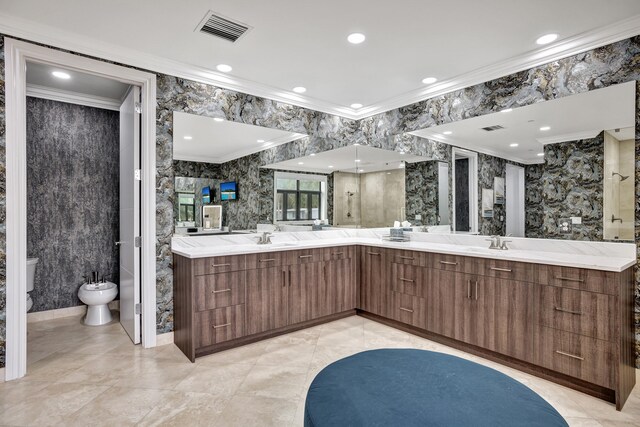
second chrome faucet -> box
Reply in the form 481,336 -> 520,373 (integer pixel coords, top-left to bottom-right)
486,235 -> 511,250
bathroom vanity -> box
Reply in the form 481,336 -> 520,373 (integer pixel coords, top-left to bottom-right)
172,232 -> 636,410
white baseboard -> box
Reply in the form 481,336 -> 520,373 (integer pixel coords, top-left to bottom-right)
27,301 -> 120,323
156,332 -> 174,346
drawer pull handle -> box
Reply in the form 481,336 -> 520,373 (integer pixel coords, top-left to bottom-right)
475,281 -> 478,301
440,260 -> 458,265
367,252 -> 381,256
555,276 -> 584,283
399,278 -> 414,283
553,307 -> 582,315
213,323 -> 231,329
259,258 -> 276,263
299,255 -> 314,259
212,288 -> 231,294
211,263 -> 231,267
399,256 -> 415,260
555,350 -> 584,361
332,252 -> 345,256
490,267 -> 512,272
399,307 -> 414,313
467,280 -> 471,299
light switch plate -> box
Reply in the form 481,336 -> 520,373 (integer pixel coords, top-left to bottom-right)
415,214 -> 422,220
570,216 -> 582,225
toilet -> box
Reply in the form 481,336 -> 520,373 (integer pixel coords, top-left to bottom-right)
26,257 -> 38,312
78,281 -> 118,326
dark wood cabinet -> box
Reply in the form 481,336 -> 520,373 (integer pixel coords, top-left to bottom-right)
246,266 -> 288,335
175,243 -> 635,410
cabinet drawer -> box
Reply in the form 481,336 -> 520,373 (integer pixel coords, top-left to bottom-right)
390,263 -> 427,298
246,252 -> 285,269
195,305 -> 245,348
427,253 -> 466,272
323,246 -> 354,261
538,286 -> 616,342
194,255 -> 245,275
286,248 -> 324,264
194,272 -> 246,311
391,249 -> 427,267
542,266 -> 619,295
483,259 -> 534,282
389,292 -> 427,329
533,326 -> 615,388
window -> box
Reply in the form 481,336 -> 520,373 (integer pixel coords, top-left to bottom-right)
274,173 -> 326,222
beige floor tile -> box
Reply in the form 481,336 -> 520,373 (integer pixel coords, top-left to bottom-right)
63,386 -> 177,426
0,382 -> 110,426
216,395 -> 298,427
236,364 -> 309,400
316,326 -> 364,347
196,340 -> 270,366
25,352 -> 102,382
174,363 -> 254,395
112,361 -> 197,390
137,391 -> 230,427
255,342 -> 317,368
564,417 -> 604,426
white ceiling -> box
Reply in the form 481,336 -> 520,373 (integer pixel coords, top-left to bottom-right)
173,111 -> 306,163
264,145 -> 435,174
410,81 -> 636,164
26,61 -> 130,101
2,1 -> 640,119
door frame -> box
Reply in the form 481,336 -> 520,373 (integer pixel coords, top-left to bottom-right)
4,38 -> 157,381
451,147 -> 478,233
505,163 -> 525,237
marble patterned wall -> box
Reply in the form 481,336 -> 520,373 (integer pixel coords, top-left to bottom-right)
1,35 -> 640,368
524,134 -> 604,240
26,97 -> 120,311
405,160 -> 441,226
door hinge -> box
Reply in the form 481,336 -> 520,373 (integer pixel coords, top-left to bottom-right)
135,303 -> 142,315
135,102 -> 142,114
134,169 -> 142,181
135,236 -> 142,248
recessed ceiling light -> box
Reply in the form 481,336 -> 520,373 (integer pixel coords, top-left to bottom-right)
353,143 -> 360,146
422,77 -> 437,84
351,103 -> 363,109
536,33 -> 558,45
183,136 -> 193,140
347,33 -> 366,44
386,172 -> 391,175
537,152 -> 544,157
359,169 -> 364,172
443,131 -> 452,135
216,64 -> 233,73
293,86 -> 307,93
213,117 -> 224,122
540,126 -> 551,131
298,162 -> 304,165
399,151 -> 405,155
310,153 -> 316,156
52,71 -> 71,80
501,108 -> 513,113
257,139 -> 265,143
328,165 -> 334,168
355,159 -> 361,162
510,143 -> 519,147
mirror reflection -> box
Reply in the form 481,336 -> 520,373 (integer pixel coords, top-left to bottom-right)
172,80 -> 635,241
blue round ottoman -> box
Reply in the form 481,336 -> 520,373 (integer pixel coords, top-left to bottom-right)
304,349 -> 568,427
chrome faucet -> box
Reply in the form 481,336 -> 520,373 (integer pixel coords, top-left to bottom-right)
486,235 -> 511,250
257,232 -> 273,245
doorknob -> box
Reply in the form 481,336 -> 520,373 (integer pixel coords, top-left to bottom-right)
115,241 -> 124,246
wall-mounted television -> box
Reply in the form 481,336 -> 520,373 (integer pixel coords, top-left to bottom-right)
220,181 -> 237,200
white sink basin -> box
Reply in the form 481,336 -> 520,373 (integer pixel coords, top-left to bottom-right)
257,242 -> 298,249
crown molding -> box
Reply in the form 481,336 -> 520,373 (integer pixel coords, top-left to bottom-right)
26,84 -> 122,111
1,12 -> 639,122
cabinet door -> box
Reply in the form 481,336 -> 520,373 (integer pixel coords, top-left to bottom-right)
452,273 -> 484,346
324,257 -> 357,315
289,261 -> 325,324
246,267 -> 288,335
425,268 -> 457,337
359,247 -> 389,316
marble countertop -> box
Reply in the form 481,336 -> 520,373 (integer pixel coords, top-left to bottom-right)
171,229 -> 636,272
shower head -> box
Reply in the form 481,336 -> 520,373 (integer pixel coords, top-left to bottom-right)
612,172 -> 629,181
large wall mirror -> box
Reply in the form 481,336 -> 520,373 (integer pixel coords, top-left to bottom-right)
408,80 -> 636,241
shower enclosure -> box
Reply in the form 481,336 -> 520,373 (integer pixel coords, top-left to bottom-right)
603,129 -> 634,240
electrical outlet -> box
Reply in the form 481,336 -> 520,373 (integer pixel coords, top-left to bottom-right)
415,214 -> 422,220
559,219 -> 572,234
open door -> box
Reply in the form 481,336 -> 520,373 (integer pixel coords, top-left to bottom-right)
119,86 -> 141,344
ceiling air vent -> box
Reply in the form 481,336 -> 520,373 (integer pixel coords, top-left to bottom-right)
196,11 -> 251,43
481,125 -> 505,132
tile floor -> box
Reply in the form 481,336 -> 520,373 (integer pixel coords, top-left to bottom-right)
1,313 -> 639,426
